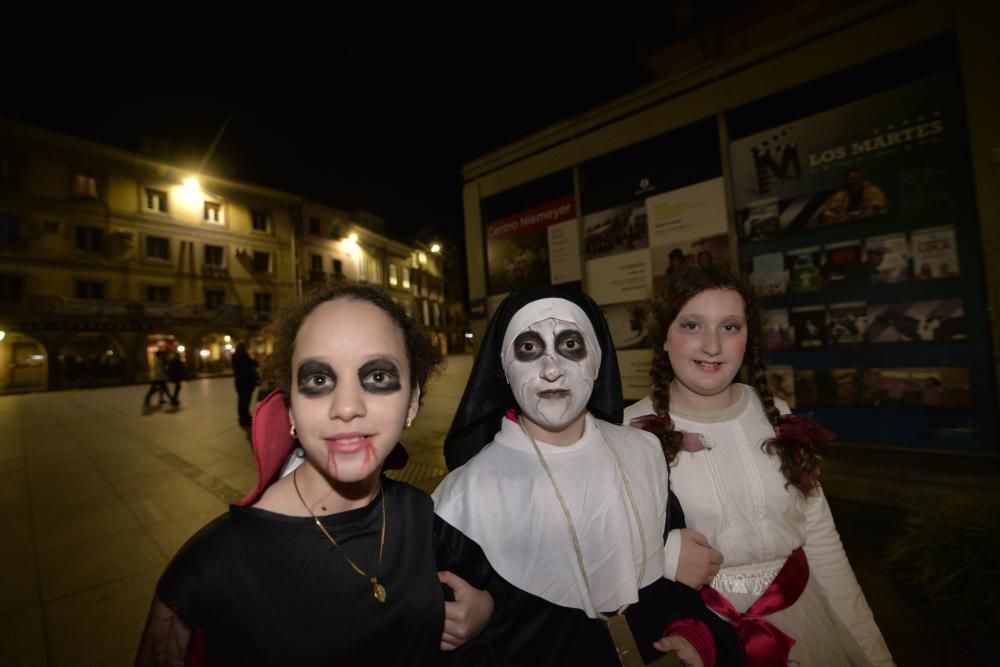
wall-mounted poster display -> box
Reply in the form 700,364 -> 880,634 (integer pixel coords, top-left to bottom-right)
730,70 -> 995,449
579,120 -> 725,399
481,170 -> 579,302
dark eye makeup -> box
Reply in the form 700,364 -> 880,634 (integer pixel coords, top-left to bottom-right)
513,331 -> 546,362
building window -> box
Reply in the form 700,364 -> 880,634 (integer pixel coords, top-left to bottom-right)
76,281 -> 105,299
433,302 -> 441,327
0,275 -> 23,302
204,244 -> 225,267
388,263 -> 398,286
422,300 -> 431,327
252,251 -> 271,273
252,210 -> 270,232
310,254 -> 324,281
401,267 -> 410,290
254,293 -> 273,314
74,174 -> 99,198
75,225 -> 103,251
205,289 -> 225,309
145,235 -> 170,260
144,188 -> 168,213
0,215 -> 23,242
204,201 -> 222,223
332,258 -> 343,276
146,285 -> 171,302
309,217 -> 321,235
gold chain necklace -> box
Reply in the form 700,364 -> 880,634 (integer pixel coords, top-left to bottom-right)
521,418 -> 661,667
292,468 -> 388,604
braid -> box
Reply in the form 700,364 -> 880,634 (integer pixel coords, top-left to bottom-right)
649,348 -> 685,465
752,342 -> 824,495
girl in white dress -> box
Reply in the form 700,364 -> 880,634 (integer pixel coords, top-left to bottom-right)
624,266 -> 894,667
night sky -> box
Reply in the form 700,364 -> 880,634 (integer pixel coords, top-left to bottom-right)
1,13 -> 674,247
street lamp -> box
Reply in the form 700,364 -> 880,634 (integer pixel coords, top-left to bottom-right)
430,243 -> 441,253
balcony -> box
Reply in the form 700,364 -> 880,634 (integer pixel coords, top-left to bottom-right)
202,264 -> 229,279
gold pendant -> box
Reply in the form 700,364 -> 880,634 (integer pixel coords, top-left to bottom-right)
372,580 -> 387,603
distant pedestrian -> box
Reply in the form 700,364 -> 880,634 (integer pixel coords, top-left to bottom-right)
144,350 -> 169,407
167,351 -> 186,406
232,342 -> 259,428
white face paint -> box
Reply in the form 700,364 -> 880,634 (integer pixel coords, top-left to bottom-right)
504,317 -> 599,432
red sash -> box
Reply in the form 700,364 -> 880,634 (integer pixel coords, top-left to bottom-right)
699,547 -> 809,667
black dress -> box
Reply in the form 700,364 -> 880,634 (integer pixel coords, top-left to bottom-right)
158,478 -> 491,666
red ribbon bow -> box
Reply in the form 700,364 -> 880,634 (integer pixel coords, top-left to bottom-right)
774,414 -> 836,450
628,414 -> 709,452
700,548 -> 809,667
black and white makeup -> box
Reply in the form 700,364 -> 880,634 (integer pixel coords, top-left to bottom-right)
501,299 -> 601,435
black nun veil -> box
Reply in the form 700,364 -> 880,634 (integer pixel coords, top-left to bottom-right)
443,285 -> 623,470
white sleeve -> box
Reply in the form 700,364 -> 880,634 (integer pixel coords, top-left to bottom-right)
662,528 -> 681,581
802,487 -> 895,666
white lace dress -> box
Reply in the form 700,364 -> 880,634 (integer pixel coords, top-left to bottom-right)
625,384 -> 895,666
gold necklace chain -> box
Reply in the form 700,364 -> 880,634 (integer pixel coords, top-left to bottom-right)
292,468 -> 388,604
519,418 -> 648,618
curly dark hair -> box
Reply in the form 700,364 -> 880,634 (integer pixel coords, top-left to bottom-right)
645,265 -> 823,495
261,283 -> 443,405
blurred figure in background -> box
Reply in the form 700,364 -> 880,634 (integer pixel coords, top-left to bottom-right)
232,342 -> 259,428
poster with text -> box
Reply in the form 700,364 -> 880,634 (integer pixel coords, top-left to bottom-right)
485,196 -> 576,295
585,249 -> 652,306
730,72 -> 965,235
646,178 -> 727,246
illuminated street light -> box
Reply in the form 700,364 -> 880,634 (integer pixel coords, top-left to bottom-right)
224,343 -> 233,351
199,349 -> 210,358
183,176 -> 201,192
177,345 -> 186,353
0,330 -> 5,342
223,335 -> 231,343
348,232 -> 359,243
430,243 -> 441,253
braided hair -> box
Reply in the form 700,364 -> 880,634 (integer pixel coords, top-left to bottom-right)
646,266 -> 822,495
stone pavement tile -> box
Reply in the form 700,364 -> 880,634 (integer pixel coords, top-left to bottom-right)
2,511 -> 34,560
34,501 -> 141,555
30,472 -> 117,519
44,568 -> 158,667
0,436 -> 24,473
108,469 -> 204,501
38,526 -> 167,601
0,552 -> 40,615
0,467 -> 28,508
125,484 -> 228,528
0,603 -> 47,667
198,456 -> 257,486
1,468 -> 33,563
95,452 -> 174,482
27,451 -> 96,483
166,444 -> 232,468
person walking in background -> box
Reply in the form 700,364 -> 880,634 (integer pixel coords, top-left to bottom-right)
167,351 -> 186,406
232,342 -> 259,428
144,350 -> 169,408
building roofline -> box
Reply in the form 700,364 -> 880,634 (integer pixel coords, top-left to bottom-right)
0,117 -> 303,204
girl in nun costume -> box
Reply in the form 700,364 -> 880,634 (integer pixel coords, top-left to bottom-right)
433,286 -> 742,667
